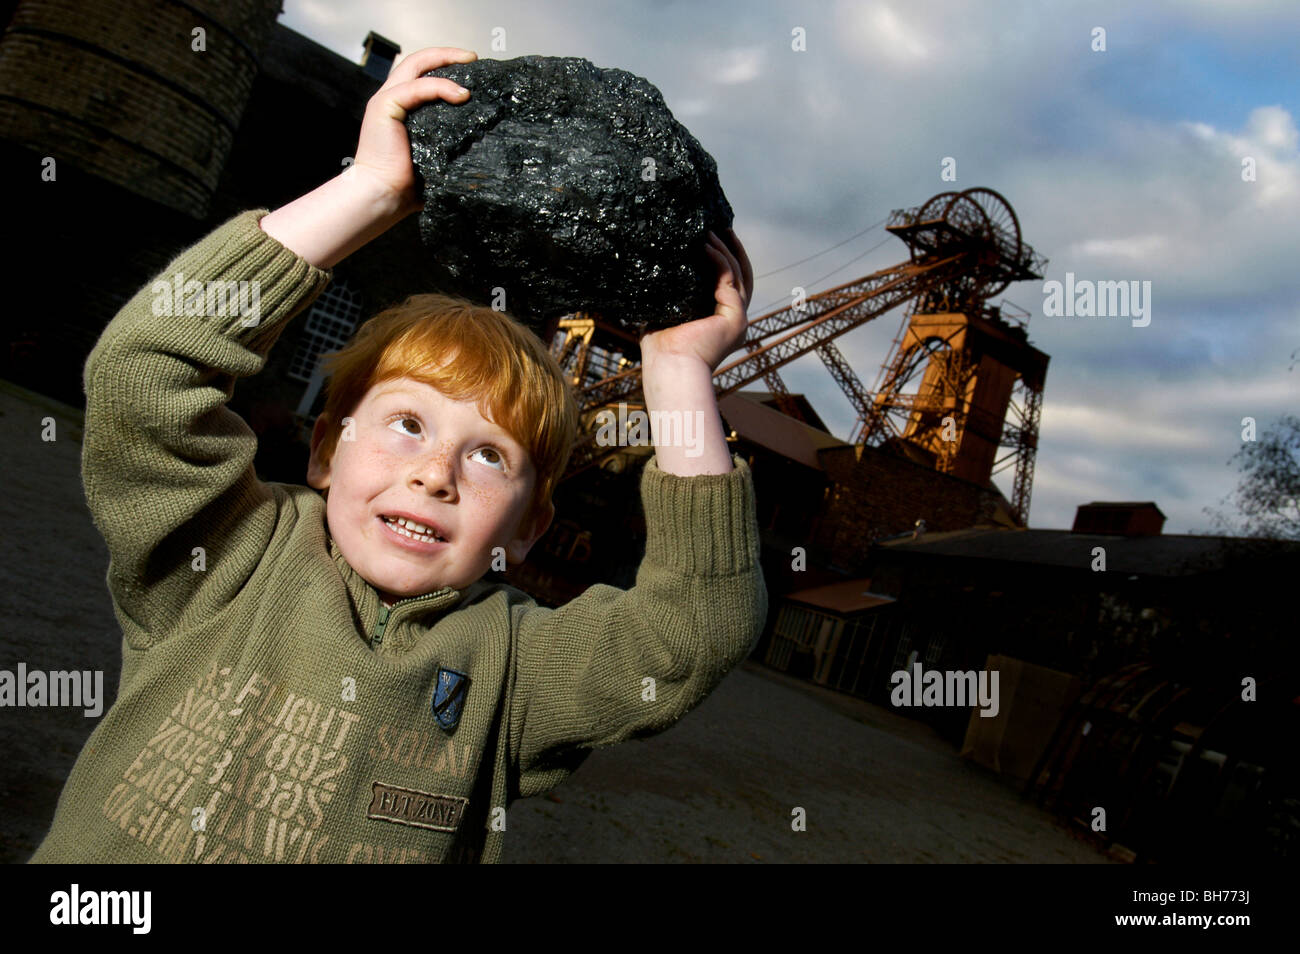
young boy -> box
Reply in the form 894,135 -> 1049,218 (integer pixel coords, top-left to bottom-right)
29,46 -> 766,864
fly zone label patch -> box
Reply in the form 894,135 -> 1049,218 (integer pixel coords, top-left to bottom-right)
367,781 -> 468,833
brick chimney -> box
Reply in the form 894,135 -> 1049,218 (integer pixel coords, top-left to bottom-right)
361,31 -> 401,80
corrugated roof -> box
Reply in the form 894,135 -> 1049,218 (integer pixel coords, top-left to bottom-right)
878,527 -> 1298,576
784,579 -> 896,615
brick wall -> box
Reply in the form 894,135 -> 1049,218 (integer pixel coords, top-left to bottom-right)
812,443 -> 1008,573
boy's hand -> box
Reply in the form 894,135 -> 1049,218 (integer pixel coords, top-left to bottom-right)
641,229 -> 754,373
639,230 -> 752,475
352,46 -> 478,219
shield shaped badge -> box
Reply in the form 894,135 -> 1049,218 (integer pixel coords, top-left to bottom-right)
432,667 -> 470,732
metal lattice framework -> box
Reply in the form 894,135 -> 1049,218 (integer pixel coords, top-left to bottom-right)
550,187 -> 1048,524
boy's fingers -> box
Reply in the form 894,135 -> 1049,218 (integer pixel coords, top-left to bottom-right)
703,244 -> 729,284
384,47 -> 477,88
715,228 -> 750,303
726,228 -> 754,301
704,239 -> 732,287
376,76 -> 471,122
708,232 -> 747,306
705,245 -> 743,313
712,240 -> 742,298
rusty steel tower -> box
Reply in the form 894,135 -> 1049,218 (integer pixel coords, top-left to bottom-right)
855,189 -> 1049,524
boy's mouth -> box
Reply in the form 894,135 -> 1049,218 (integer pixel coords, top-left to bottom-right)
380,514 -> 449,544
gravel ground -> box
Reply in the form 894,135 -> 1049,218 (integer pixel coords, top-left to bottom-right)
0,380 -> 1109,864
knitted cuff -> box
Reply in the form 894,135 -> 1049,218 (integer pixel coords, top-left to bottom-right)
639,453 -> 762,576
166,208 -> 334,346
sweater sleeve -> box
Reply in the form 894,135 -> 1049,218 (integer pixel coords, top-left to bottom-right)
507,453 -> 768,798
81,209 -> 332,648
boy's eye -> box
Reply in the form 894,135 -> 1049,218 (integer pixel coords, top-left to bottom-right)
472,447 -> 507,472
388,417 -> 421,437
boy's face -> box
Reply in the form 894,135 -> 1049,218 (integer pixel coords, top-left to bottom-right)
306,376 -> 553,602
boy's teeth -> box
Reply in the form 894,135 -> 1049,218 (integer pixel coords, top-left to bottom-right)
384,516 -> 444,541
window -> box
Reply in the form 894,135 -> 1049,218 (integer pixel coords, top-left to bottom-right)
288,280 -> 362,384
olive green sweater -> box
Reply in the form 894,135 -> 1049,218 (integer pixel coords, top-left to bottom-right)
28,209 -> 768,864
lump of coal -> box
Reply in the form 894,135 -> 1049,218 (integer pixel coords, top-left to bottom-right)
406,56 -> 734,334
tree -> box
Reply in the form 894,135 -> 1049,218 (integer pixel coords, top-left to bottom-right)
1204,414 -> 1300,540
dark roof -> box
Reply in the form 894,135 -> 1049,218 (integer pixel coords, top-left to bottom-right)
877,527 -> 1300,576
718,391 -> 850,469
1077,501 -> 1167,517
731,391 -> 832,432
264,24 -> 382,118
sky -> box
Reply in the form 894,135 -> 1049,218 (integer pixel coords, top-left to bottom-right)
282,0 -> 1300,534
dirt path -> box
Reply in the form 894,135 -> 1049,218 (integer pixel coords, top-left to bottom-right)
0,380 -> 1108,864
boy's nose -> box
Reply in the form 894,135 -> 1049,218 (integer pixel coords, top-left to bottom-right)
411,446 -> 458,500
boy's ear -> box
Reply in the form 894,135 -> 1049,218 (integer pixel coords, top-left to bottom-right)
505,499 -> 555,565
306,413 -> 333,490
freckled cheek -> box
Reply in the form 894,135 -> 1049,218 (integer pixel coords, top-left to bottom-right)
465,482 -> 494,501
366,445 -> 395,467
336,443 -> 401,501
359,438 -> 404,470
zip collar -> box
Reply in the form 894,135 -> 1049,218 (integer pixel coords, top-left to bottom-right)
326,532 -> 477,655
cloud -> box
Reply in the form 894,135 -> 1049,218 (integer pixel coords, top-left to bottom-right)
294,0 -> 347,28
1068,235 -> 1168,260
1012,107 -> 1300,305
836,1 -> 933,65
672,98 -> 711,118
1245,104 -> 1299,152
1175,105 -> 1300,207
713,46 -> 764,85
1040,404 -> 1216,453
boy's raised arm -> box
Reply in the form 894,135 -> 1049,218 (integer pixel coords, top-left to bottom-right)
82,214 -> 332,647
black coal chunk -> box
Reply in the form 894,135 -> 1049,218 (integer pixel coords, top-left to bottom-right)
405,56 -> 734,334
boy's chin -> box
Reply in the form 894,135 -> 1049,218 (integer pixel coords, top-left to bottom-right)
361,554 -> 491,598
371,572 -> 459,601
374,577 -> 439,601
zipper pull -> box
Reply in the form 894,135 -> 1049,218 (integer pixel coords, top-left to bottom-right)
372,604 -> 392,647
